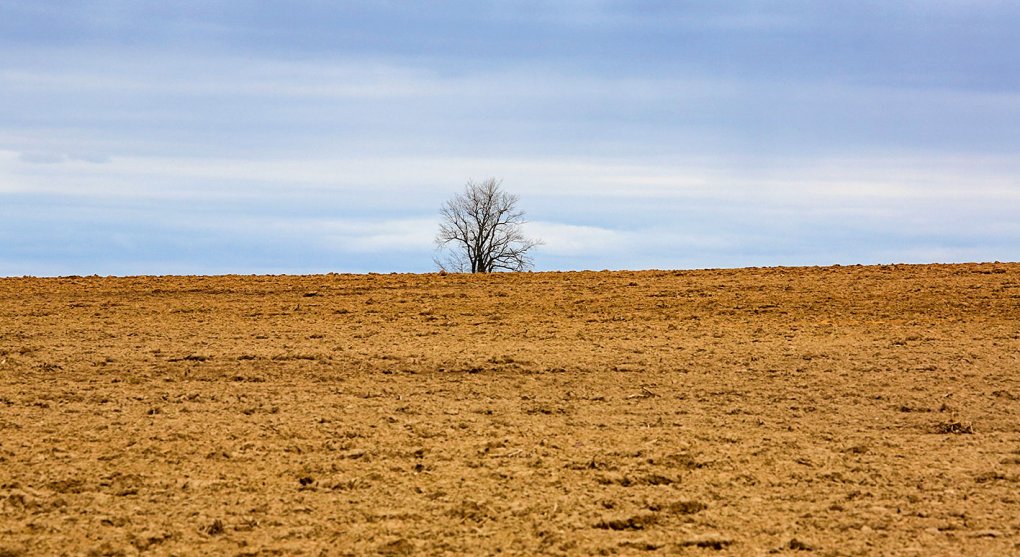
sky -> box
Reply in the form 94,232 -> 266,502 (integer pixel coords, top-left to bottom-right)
2,1 -> 1019,275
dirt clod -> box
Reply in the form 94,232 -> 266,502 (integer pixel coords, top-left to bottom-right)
594,514 -> 659,531
204,520 -> 224,536
787,538 -> 814,551
377,538 -> 414,556
677,534 -> 734,550
934,421 -> 974,434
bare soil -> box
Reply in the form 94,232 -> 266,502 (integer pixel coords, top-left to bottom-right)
1,263 -> 1019,556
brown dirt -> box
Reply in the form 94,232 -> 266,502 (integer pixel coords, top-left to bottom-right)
1,263 -> 1019,556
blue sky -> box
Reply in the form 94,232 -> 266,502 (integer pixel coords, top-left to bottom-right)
2,1 -> 1019,275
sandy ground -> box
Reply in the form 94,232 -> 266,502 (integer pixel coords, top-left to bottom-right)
1,263 -> 1019,556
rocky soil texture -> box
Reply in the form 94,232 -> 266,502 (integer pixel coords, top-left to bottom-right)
1,263 -> 1019,555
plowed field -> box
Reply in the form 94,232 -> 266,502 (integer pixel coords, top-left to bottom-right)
2,264 -> 1019,556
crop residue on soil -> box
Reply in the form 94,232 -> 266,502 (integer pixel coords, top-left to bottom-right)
1,263 -> 1019,555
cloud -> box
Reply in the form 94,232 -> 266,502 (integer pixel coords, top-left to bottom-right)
320,218 -> 438,253
178,213 -> 439,255
17,151 -> 65,164
527,222 -> 626,256
4,41 -> 1020,169
16,151 -> 110,165
3,149 -> 1018,275
2,3 -> 1019,274
527,218 -> 751,269
4,147 -> 1019,215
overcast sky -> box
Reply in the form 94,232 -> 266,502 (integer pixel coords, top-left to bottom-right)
2,1 -> 1019,275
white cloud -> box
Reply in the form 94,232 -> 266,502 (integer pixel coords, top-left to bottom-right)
187,215 -> 438,254
4,148 -> 1020,211
527,222 -> 626,256
322,218 -> 438,253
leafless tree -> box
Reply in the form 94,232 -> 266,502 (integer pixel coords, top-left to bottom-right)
435,178 -> 542,273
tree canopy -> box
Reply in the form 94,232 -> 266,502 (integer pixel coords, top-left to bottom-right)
435,178 -> 541,273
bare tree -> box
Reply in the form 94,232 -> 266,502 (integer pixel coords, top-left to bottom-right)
435,178 -> 542,273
